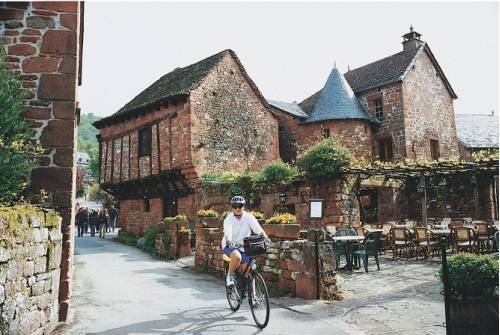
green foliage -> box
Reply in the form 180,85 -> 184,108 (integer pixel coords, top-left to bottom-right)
115,230 -> 139,246
136,225 -> 158,252
298,137 -> 352,180
437,253 -> 498,299
87,183 -> 117,207
0,49 -> 40,204
77,113 -> 101,153
261,160 -> 299,183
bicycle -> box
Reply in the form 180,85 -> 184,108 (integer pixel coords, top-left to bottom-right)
223,238 -> 270,329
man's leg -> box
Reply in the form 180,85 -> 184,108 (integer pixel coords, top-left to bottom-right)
229,250 -> 242,273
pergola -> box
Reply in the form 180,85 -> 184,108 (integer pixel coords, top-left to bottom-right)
342,159 -> 499,224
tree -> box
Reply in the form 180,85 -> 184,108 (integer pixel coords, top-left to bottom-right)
0,49 -> 40,203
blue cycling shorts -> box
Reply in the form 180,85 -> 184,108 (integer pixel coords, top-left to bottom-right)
223,247 -> 250,264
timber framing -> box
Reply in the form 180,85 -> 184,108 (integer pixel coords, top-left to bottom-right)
101,169 -> 191,200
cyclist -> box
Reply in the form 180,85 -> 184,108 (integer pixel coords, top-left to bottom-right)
222,195 -> 270,287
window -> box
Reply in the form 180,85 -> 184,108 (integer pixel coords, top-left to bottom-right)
138,127 -> 152,157
430,139 -> 440,160
143,198 -> 150,212
322,128 -> 330,139
374,98 -> 383,119
378,137 -> 393,162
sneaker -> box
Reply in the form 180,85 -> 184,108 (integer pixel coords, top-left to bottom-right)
226,273 -> 235,287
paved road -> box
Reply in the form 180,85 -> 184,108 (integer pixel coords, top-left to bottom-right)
58,235 -> 361,335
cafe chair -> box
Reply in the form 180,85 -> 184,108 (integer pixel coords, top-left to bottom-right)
353,232 -> 381,273
452,227 -> 477,253
390,227 -> 414,259
414,227 -> 439,260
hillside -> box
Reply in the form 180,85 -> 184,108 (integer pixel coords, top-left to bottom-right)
78,113 -> 101,153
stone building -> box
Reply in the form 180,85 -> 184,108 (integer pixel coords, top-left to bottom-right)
94,49 -> 280,234
1,0 -> 84,325
455,112 -> 499,161
272,27 -> 459,164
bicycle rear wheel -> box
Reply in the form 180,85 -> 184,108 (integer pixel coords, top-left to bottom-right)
248,272 -> 270,328
225,265 -> 241,311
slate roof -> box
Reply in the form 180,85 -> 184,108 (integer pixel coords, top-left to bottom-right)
267,99 -> 308,118
300,43 -> 457,114
302,67 -> 378,124
455,114 -> 499,149
344,47 -> 421,93
94,49 -> 229,128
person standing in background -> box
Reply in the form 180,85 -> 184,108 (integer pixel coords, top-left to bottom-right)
98,209 -> 107,239
89,209 -> 98,237
108,206 -> 118,232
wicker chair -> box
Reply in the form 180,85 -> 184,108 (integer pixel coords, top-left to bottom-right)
355,227 -> 366,236
390,227 -> 414,259
414,227 -> 439,259
379,223 -> 393,254
475,223 -> 494,253
452,227 -> 477,253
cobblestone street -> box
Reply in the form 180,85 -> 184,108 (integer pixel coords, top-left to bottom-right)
57,235 -> 445,335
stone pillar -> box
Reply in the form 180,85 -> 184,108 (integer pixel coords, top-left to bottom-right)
0,1 -> 83,322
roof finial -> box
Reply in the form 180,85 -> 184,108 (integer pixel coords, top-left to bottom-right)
410,25 -> 413,32
334,61 -> 337,69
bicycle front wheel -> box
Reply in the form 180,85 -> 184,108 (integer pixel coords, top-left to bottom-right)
248,272 -> 270,328
225,265 -> 241,311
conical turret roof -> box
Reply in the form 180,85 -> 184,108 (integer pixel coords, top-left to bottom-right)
303,66 -> 378,124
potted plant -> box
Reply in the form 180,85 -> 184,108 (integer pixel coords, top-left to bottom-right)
262,213 -> 301,240
177,226 -> 192,258
437,252 -> 498,335
196,209 -> 221,228
162,214 -> 189,230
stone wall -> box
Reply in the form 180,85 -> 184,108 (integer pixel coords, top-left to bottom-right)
190,52 -> 280,175
0,206 -> 62,335
357,83 -> 406,161
194,220 -> 337,300
402,50 -> 459,160
0,1 -> 83,322
298,119 -> 375,161
269,106 -> 303,163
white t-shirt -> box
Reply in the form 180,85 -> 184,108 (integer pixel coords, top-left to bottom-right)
221,211 -> 264,248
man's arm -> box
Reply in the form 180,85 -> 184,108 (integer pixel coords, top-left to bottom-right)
248,214 -> 269,239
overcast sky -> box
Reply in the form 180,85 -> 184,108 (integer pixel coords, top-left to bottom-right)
79,1 -> 499,118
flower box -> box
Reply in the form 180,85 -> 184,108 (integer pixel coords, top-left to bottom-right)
196,217 -> 222,229
262,223 -> 301,240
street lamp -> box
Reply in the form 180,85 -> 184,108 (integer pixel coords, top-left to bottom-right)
279,192 -> 286,204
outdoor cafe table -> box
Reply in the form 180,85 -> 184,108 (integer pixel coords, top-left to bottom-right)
331,235 -> 366,272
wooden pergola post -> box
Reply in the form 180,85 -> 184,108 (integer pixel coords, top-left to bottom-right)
420,172 -> 427,226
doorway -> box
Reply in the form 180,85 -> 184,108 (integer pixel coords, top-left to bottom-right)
359,188 -> 379,224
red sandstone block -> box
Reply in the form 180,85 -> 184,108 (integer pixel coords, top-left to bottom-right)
33,1 -> 78,13
31,167 -> 73,191
60,13 -> 77,30
32,9 -> 58,16
0,8 -> 24,20
4,30 -> 20,36
39,119 -> 75,147
37,156 -> 51,166
22,56 -> 60,73
60,55 -> 76,74
58,300 -> 70,322
8,44 -> 36,56
23,106 -> 51,119
20,36 -> 41,43
53,148 -> 74,167
22,28 -> 42,36
53,101 -> 75,119
41,30 -> 77,55
38,74 -> 76,101
295,273 -> 316,300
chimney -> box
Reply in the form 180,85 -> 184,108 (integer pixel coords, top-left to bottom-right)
402,25 -> 424,51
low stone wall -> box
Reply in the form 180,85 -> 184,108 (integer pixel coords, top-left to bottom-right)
154,221 -> 192,259
0,206 -> 63,335
194,219 -> 339,300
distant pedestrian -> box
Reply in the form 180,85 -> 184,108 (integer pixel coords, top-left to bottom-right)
108,206 -> 118,232
98,209 -> 107,239
89,210 -> 98,237
77,208 -> 89,237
